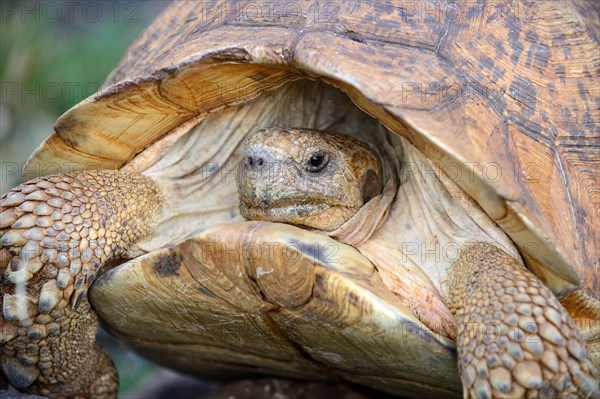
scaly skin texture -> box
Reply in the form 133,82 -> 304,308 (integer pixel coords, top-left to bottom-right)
447,243 -> 599,398
0,170 -> 163,398
238,128 -> 600,399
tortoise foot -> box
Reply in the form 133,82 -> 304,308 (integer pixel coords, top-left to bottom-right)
446,243 -> 599,399
2,308 -> 118,398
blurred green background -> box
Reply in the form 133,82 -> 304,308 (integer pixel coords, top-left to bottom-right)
0,1 -> 210,397
0,0 -> 170,195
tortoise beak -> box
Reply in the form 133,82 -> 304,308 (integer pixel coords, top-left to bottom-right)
237,147 -> 280,209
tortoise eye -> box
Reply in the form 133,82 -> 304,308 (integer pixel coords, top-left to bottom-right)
306,152 -> 329,172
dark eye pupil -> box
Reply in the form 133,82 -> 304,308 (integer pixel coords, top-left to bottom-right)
310,155 -> 323,167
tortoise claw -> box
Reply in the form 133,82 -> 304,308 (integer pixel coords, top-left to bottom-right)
1,357 -> 39,389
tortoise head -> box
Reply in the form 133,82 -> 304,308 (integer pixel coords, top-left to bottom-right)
237,127 -> 383,230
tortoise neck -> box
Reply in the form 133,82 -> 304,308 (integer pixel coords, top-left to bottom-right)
325,143 -> 398,246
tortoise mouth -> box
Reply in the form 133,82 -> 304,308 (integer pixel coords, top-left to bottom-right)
242,201 -> 329,215
239,192 -> 345,210
239,191 -> 354,213
240,201 -> 355,231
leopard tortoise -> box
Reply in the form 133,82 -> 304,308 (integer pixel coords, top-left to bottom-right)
1,1 -> 598,398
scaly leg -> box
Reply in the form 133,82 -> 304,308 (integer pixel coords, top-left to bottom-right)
1,170 -> 163,398
446,243 -> 599,399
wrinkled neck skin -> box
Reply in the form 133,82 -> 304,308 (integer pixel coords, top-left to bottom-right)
348,134 -> 519,339
322,142 -> 397,246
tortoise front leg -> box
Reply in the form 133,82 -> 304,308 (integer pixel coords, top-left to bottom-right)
1,170 -> 163,398
445,243 -> 599,399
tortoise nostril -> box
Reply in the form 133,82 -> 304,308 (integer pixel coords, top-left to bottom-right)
246,155 -> 265,168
